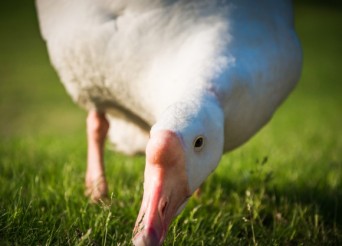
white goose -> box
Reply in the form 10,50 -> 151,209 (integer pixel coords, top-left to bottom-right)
36,0 -> 302,245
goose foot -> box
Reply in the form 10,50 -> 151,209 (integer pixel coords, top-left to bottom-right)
85,174 -> 108,203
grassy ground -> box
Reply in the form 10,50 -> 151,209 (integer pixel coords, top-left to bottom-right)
1,1 -> 342,245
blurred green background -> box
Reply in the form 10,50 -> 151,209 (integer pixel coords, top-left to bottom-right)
0,1 -> 86,138
0,1 -> 341,244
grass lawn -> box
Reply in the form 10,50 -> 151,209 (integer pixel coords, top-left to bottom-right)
1,1 -> 341,245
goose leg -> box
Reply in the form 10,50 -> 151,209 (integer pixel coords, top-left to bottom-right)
85,110 -> 109,202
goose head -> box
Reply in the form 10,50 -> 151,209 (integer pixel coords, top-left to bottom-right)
133,94 -> 224,246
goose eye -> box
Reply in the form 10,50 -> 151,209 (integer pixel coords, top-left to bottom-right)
193,136 -> 205,152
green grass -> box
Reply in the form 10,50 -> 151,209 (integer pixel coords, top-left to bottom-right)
1,1 -> 342,245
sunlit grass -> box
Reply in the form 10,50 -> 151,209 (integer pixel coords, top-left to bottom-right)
0,2 -> 341,245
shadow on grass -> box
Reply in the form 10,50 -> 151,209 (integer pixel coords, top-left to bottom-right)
208,166 -> 342,226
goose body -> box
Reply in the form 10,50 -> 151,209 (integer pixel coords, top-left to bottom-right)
36,0 -> 302,245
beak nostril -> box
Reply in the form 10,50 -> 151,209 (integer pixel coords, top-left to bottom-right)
160,201 -> 168,216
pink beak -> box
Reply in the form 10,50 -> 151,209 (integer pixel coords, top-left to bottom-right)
132,130 -> 190,246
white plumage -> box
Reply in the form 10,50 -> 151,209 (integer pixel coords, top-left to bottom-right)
36,0 -> 302,245
37,0 -> 301,152
36,0 -> 301,152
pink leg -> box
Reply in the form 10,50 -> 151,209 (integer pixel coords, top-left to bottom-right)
85,110 -> 109,202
